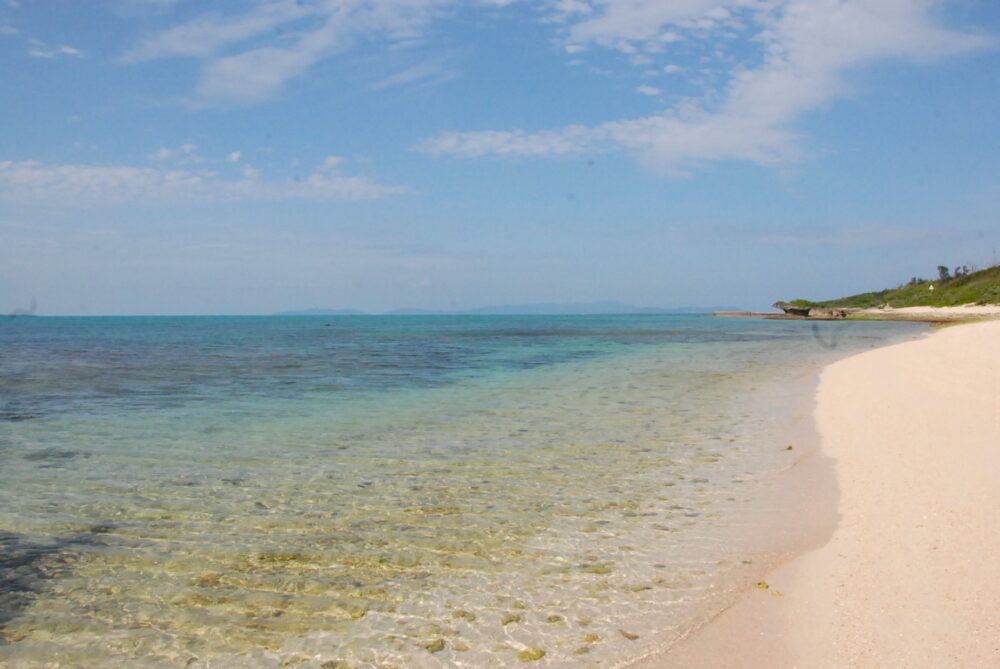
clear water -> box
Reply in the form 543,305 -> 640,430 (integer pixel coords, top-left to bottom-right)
0,315 -> 922,668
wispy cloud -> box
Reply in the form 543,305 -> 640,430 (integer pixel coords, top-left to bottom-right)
0,157 -> 407,205
124,0 -> 456,105
417,126 -> 596,158
117,0 -> 992,174
122,0 -> 314,62
27,39 -> 82,59
561,0 -> 741,49
420,0 -> 991,175
146,142 -> 201,163
369,59 -> 459,91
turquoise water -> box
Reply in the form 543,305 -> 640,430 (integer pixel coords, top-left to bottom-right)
0,315 -> 921,667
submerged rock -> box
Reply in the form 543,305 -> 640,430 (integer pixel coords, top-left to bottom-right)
23,448 -> 78,462
516,648 -> 546,662
423,639 -> 445,653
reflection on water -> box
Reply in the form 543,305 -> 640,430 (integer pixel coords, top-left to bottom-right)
0,316 -> 920,667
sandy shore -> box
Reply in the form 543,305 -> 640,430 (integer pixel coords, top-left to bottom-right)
634,318 -> 1000,668
855,305 -> 1000,321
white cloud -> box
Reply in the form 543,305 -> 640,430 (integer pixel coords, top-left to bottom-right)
27,40 -> 83,59
125,0 -> 549,105
369,60 -> 459,91
319,155 -> 344,171
565,0 -> 737,48
125,0 -> 455,105
0,158 -> 407,205
147,142 -> 201,162
421,0 -> 991,174
0,24 -> 17,36
225,151 -> 242,163
195,44 -> 322,105
117,0 -> 992,174
122,0 -> 314,62
417,126 -> 594,158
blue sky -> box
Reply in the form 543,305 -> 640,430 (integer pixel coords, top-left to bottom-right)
1,0 -> 998,315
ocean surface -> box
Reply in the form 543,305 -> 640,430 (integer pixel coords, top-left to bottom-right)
0,315 -> 922,668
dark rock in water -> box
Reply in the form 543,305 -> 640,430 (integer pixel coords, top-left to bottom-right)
24,448 -> 79,462
1,412 -> 40,422
89,523 -> 117,534
0,526 -> 109,630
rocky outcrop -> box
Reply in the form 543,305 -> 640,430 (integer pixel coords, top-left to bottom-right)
773,302 -> 859,319
773,302 -> 812,317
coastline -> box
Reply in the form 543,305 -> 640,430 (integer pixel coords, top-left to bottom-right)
715,304 -> 1000,323
633,317 -> 1000,667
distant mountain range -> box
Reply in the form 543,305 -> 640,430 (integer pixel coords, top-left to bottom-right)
276,308 -> 368,316
277,301 -> 739,316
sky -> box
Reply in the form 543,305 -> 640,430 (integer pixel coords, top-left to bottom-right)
1,0 -> 999,315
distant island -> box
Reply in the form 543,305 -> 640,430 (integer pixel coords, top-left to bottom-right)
278,301 -> 740,317
8,299 -> 38,318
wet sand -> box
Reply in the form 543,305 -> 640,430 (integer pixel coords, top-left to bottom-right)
633,318 -> 1000,668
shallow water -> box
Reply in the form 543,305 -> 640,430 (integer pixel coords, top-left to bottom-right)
0,315 -> 921,667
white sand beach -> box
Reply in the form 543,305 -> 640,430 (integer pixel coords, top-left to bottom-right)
636,317 -> 1000,668
859,305 -> 1000,320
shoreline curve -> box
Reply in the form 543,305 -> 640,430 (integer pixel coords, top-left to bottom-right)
631,317 -> 1000,668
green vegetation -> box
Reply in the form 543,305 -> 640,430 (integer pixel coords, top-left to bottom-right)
787,264 -> 1000,308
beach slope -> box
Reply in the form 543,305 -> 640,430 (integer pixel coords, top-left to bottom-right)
642,319 -> 1000,668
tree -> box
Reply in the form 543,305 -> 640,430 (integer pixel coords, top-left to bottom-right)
937,265 -> 951,281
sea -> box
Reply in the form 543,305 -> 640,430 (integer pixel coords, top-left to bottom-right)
0,314 -> 922,668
